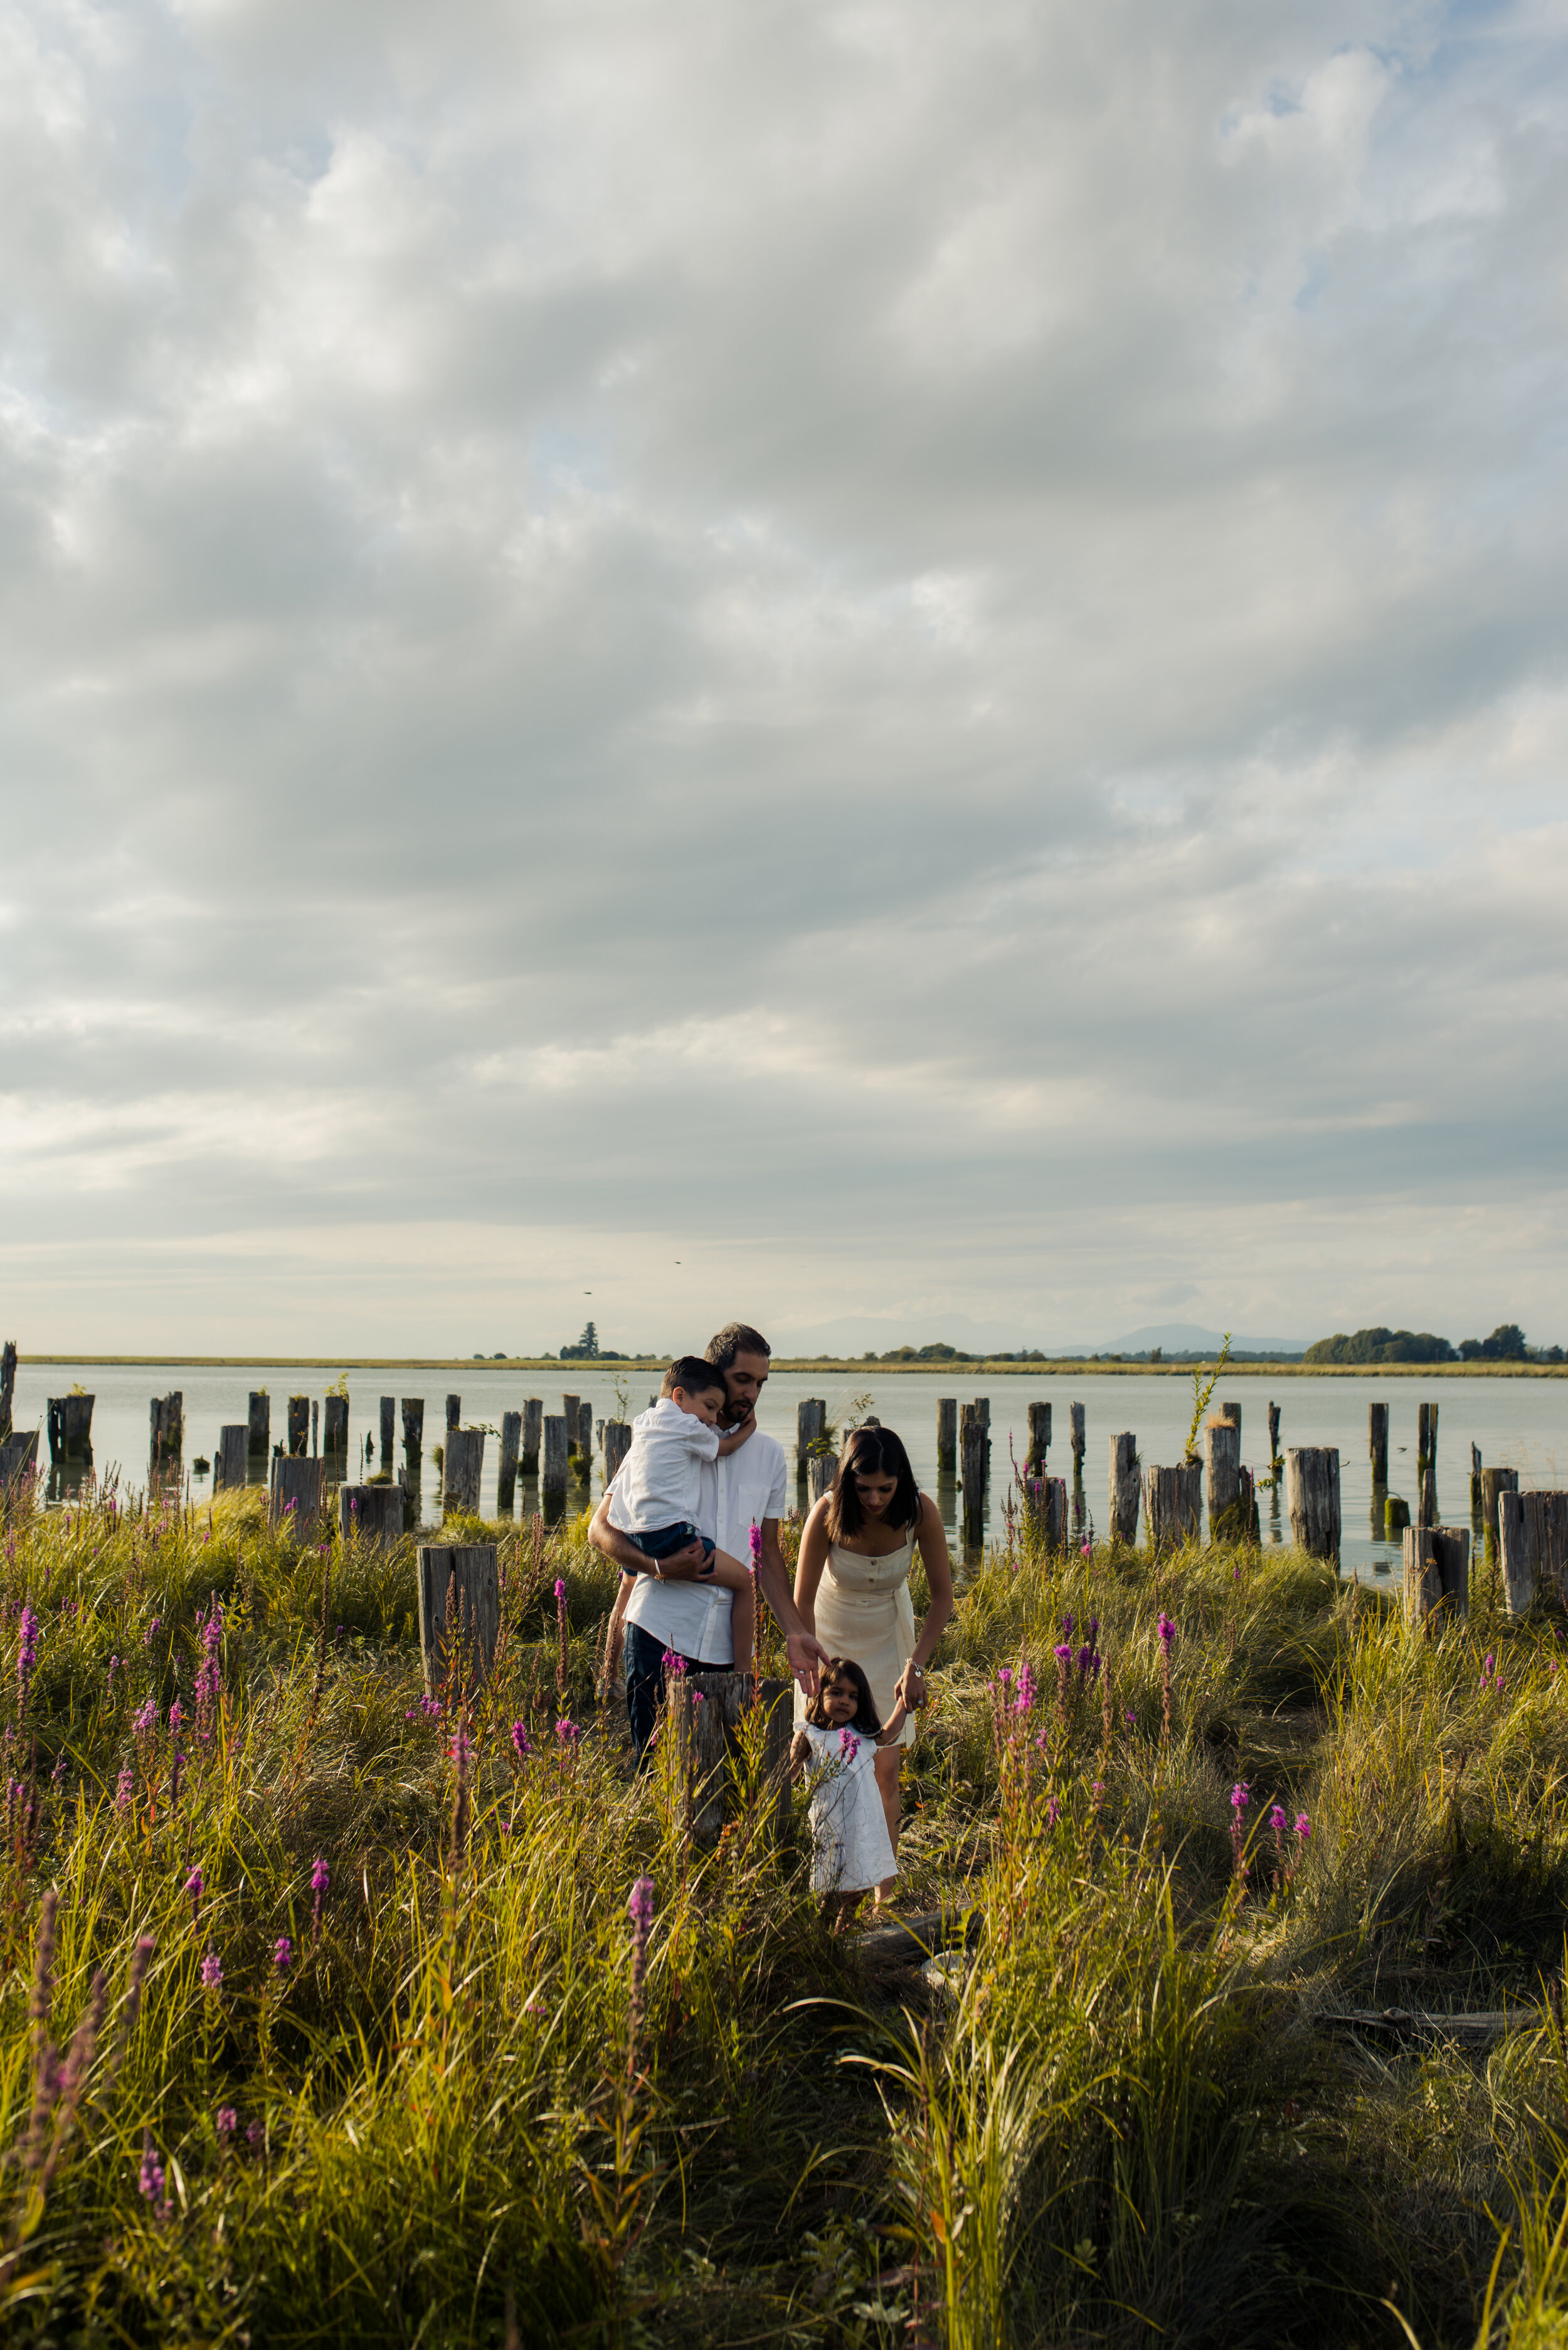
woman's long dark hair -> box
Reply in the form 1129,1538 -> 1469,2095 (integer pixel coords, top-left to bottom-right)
805,1656 -> 882,1734
825,1424 -> 919,1545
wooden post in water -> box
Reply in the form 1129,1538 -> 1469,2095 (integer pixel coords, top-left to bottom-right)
1108,1434 -> 1140,1544
958,1404 -> 989,1539
936,1398 -> 957,1474
270,1455 -> 324,1529
247,1392 -> 270,1457
1284,1448 -> 1340,1560
0,1432 -> 38,1488
339,1483 -> 405,1546
287,1396 -> 309,1457
417,1543 -> 500,1699
1205,1420 -> 1242,1538
521,1399 -> 542,1474
0,1341 -> 14,1442
443,1427 -> 485,1516
1417,1401 -> 1439,1524
149,1393 -> 184,1470
322,1395 -> 349,1460
1267,1402 -> 1281,1467
445,1395 -> 461,1433
1025,1474 -> 1067,1551
1217,1401 -> 1241,1435
379,1397 -> 396,1464
575,1400 -> 593,1475
310,1400 -> 319,1457
807,1452 -> 837,1506
1026,1402 -> 1051,1473
542,1415 -> 569,1501
48,1395 -> 94,1460
401,1398 -> 425,1456
603,1421 -> 632,1483
497,1411 -> 521,1512
1471,1444 -> 1483,1523
1143,1462 -> 1202,1555
215,1425 -> 248,1493
562,1397 -> 581,1470
1403,1524 -> 1470,1625
796,1400 -> 826,1479
1480,1467 -> 1519,1578
1385,1494 -> 1411,1538
1369,1403 -> 1389,1488
1524,1492 -> 1568,1604
1498,1491 -> 1534,1615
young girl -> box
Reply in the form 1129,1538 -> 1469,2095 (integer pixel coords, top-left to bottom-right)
790,1657 -> 908,1922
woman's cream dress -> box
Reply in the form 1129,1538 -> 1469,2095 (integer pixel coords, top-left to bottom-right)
795,1524 -> 919,1749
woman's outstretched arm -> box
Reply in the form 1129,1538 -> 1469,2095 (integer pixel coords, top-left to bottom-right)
793,1496 -> 832,1637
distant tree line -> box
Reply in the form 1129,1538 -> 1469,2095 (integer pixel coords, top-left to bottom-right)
1304,1323 -> 1563,1366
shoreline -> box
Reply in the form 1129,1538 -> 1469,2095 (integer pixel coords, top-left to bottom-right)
12,1354 -> 1565,1378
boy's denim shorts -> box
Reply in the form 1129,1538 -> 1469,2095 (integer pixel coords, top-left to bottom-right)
620,1521 -> 716,1576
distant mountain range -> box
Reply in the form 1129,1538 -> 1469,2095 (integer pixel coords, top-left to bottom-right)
1104,1323 -> 1308,1356
761,1313 -> 1306,1358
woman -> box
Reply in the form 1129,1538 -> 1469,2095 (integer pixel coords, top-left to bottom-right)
793,1424 -> 954,1895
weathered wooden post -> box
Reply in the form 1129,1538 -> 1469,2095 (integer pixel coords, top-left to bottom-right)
1216,1401 -> 1241,1435
669,1672 -> 794,1849
48,1395 -> 94,1460
1403,1524 -> 1470,1625
339,1483 -> 406,1546
497,1411 -> 522,1512
443,1427 -> 485,1516
215,1424 -> 248,1493
1143,1462 -> 1202,1554
1525,1492 -> 1568,1603
446,1395 -> 461,1432
1417,1401 -> 1439,1524
574,1399 -> 593,1477
379,1396 -> 396,1465
1026,1402 -> 1051,1474
1205,1420 -> 1242,1538
1285,1448 -> 1341,1560
521,1399 -> 543,1473
1480,1467 -> 1519,1578
270,1455 -> 324,1528
1025,1474 -> 1067,1551
1498,1491 -> 1533,1616
0,1431 -> 38,1488
288,1396 -> 309,1457
401,1398 -> 425,1457
542,1415 -> 569,1503
0,1341 -> 14,1442
936,1398 -> 957,1474
149,1393 -> 184,1468
1385,1494 -> 1411,1538
1470,1444 -> 1483,1523
1267,1402 -> 1281,1466
562,1396 -> 581,1470
1108,1433 -> 1139,1544
310,1400 -> 320,1457
1369,1403 -> 1389,1488
322,1395 -> 349,1460
807,1452 -> 837,1506
247,1392 -> 270,1457
959,1403 -> 989,1539
603,1420 -> 632,1483
417,1543 -> 500,1699
796,1399 -> 826,1479
1069,1401 -> 1086,1532
46,1400 -> 63,1464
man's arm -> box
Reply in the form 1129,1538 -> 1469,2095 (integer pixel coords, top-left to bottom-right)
586,1492 -> 707,1579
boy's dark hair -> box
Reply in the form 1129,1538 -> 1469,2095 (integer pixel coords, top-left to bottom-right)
805,1656 -> 882,1735
706,1322 -> 771,1373
662,1356 -> 728,1401
825,1425 -> 920,1544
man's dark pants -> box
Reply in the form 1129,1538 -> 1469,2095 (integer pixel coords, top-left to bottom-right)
625,1620 -> 713,1762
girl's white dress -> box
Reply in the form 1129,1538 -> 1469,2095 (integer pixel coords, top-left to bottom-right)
800,1721 -> 896,1894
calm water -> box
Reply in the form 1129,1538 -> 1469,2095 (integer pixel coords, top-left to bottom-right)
11,1361 -> 1567,1575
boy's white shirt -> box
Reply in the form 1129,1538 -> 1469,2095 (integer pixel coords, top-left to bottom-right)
607,1397 -> 721,1537
621,1423 -> 791,1667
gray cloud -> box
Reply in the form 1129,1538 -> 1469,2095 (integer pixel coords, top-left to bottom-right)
1,0 -> 1566,1353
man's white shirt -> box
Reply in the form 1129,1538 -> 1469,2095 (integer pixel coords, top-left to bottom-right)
622,1425 -> 790,1664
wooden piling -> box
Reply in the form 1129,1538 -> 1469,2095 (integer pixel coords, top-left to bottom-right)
497,1412 -> 522,1513
1524,1492 -> 1568,1603
669,1672 -> 795,1849
0,1431 -> 38,1488
1204,1420 -> 1242,1537
287,1396 -> 309,1457
1480,1467 -> 1519,1576
47,1395 -> 94,1460
603,1420 -> 632,1483
1385,1494 -> 1411,1538
0,1341 -> 16,1441
379,1396 -> 396,1463
310,1400 -> 319,1457
1027,1475 -> 1067,1552
542,1415 -> 569,1497
807,1452 -> 837,1506
1025,1402 -> 1051,1473
936,1398 -> 957,1474
443,1427 -> 485,1516
1069,1403 -> 1086,1468
417,1543 -> 500,1699
214,1425 -> 248,1492
1498,1491 -> 1533,1616
1369,1403 -> 1389,1487
246,1391 -> 270,1456
1217,1401 -> 1241,1434
149,1392 -> 183,1467
1143,1462 -> 1202,1554
1403,1524 -> 1470,1625
322,1395 -> 348,1459
562,1397 -> 581,1470
958,1404 -> 989,1537
521,1399 -> 543,1474
1284,1448 -> 1341,1560
1417,1401 -> 1439,1524
339,1482 -> 406,1546
1267,1402 -> 1281,1465
1108,1433 -> 1140,1544
1470,1444 -> 1483,1522
270,1455 -> 325,1529
401,1400 -> 425,1457
573,1399 -> 593,1477
796,1399 -> 826,1477
445,1395 -> 461,1432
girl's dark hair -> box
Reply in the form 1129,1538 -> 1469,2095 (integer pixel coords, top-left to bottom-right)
825,1425 -> 919,1545
805,1656 -> 882,1734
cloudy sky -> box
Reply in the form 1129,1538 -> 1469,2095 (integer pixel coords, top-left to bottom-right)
1,0 -> 1565,1358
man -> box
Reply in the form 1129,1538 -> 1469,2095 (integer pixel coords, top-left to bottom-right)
590,1320 -> 831,1758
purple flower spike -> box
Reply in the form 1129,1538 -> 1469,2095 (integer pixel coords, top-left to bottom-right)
138,2131 -> 167,2216
273,1936 -> 292,1972
627,1876 -> 654,1930
748,1523 -> 763,1563
1231,1781 -> 1249,1812
1157,1614 -> 1176,1650
1045,1795 -> 1061,1827
1052,1642 -> 1072,1666
554,1577 -> 566,1600
509,1720 -> 532,1763
201,1949 -> 223,1992
216,2105 -> 236,2138
554,1718 -> 581,1745
1294,1813 -> 1311,1841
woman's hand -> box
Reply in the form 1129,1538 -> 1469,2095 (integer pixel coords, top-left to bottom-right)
896,1662 -> 929,1711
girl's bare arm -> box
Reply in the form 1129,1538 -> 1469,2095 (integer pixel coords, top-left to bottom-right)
876,1699 -> 909,1747
788,1729 -> 812,1784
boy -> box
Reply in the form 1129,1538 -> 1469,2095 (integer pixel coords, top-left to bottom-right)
603,1356 -> 756,1744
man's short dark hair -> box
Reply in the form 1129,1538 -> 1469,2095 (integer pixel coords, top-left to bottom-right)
706,1322 -> 771,1373
662,1356 -> 728,1400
